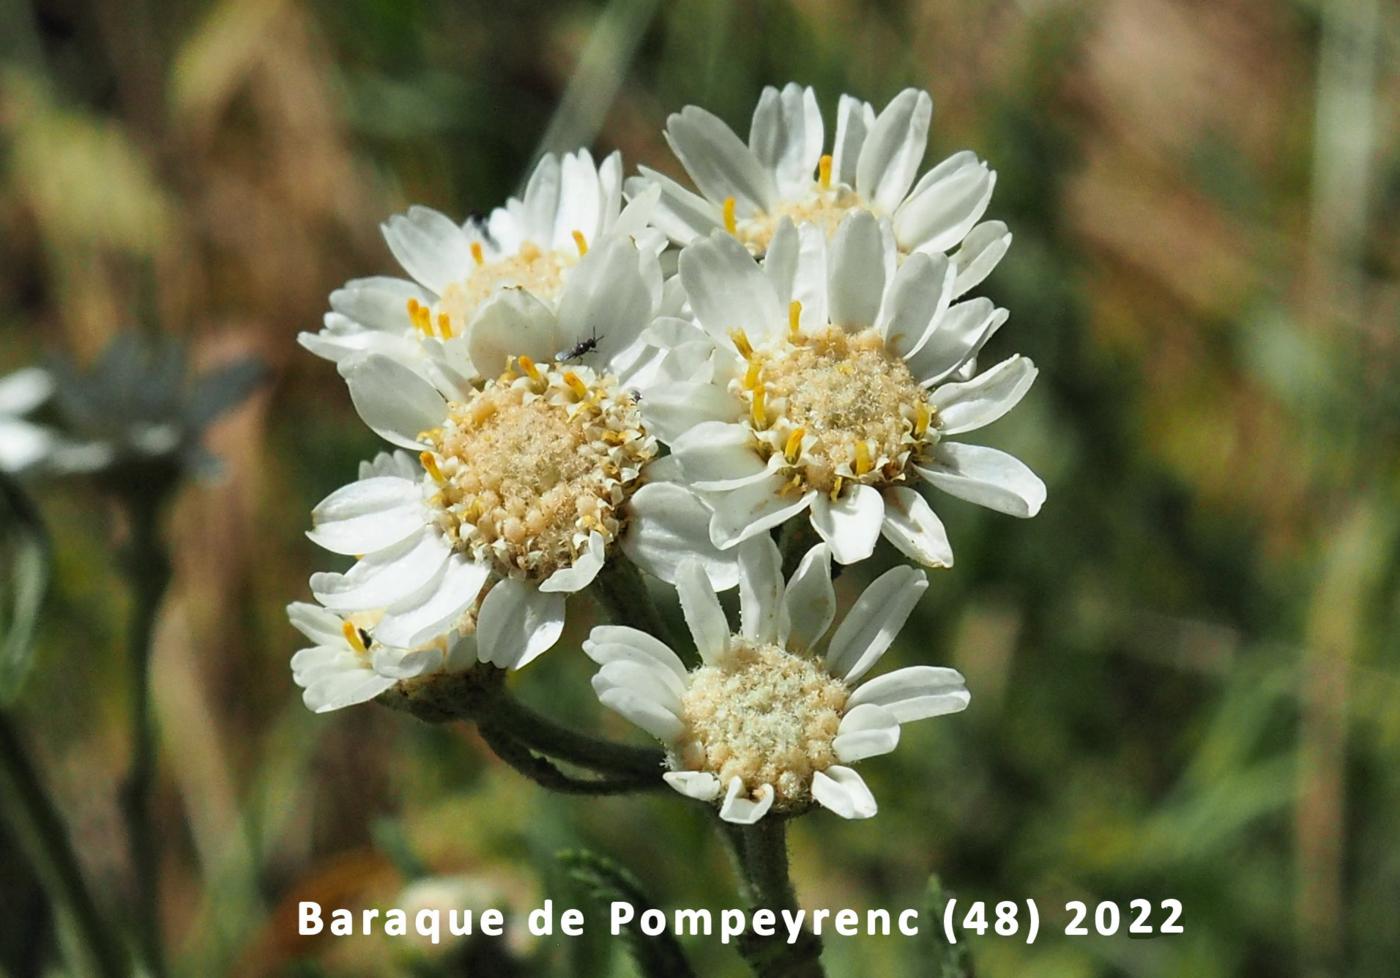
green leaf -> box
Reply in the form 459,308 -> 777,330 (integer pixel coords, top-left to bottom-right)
922,874 -> 974,978
0,473 -> 49,705
557,849 -> 696,978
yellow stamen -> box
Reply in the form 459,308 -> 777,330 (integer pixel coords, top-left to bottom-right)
818,154 -> 833,189
406,298 -> 431,335
437,313 -> 454,339
517,354 -> 542,383
743,359 -> 762,390
830,475 -> 844,500
914,402 -> 931,438
729,328 -> 754,359
750,387 -> 767,429
420,450 -> 446,484
562,370 -> 589,399
470,241 -> 485,266
788,300 -> 802,338
571,230 -> 589,256
341,620 -> 368,656
723,196 -> 737,235
784,427 -> 805,464
854,441 -> 873,476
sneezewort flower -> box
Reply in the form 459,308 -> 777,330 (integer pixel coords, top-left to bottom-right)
585,537 -> 969,823
629,82 -> 1008,282
307,240 -> 734,669
643,214 -> 1045,567
0,367 -> 61,474
300,149 -> 661,373
287,597 -> 480,714
2,334 -> 265,487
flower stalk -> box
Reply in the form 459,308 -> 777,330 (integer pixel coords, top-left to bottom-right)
0,711 -> 129,978
118,492 -> 172,978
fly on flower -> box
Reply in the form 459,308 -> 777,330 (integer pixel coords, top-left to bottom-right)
299,149 -> 663,376
300,237 -> 736,674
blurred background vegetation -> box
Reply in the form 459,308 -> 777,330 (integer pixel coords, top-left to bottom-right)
0,0 -> 1397,975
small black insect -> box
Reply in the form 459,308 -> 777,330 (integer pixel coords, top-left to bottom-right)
555,327 -> 603,363
357,626 -> 373,649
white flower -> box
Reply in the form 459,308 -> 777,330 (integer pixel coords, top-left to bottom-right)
287,598 -> 478,714
585,537 -> 969,823
0,367 -> 60,474
629,83 -> 1008,283
308,240 -> 735,670
647,213 -> 1044,568
300,149 -> 662,374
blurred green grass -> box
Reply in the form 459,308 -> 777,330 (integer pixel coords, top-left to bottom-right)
1,0 -> 1397,975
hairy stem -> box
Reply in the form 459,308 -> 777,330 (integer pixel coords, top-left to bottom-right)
119,497 -> 171,978
377,666 -> 666,780
719,817 -> 826,978
485,686 -> 666,779
477,724 -> 663,795
0,710 -> 129,978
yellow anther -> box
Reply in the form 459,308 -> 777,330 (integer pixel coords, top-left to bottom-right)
420,451 -> 446,484
784,427 -> 805,464
571,230 -> 589,256
750,386 -> 768,429
723,196 -> 737,235
830,476 -> 844,500
914,401 -> 931,438
341,620 -> 368,656
406,298 -> 431,335
436,313 -> 454,339
781,473 -> 804,496
517,354 -> 542,383
729,328 -> 754,359
743,358 -> 762,390
788,300 -> 802,338
854,441 -> 873,476
562,371 -> 589,399
818,154 -> 833,189
470,241 -> 485,266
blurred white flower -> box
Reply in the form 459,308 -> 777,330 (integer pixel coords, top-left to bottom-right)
299,148 -> 663,374
644,214 -> 1044,568
0,367 -> 60,474
287,593 -> 478,714
586,536 -> 969,823
629,82 -> 1008,282
306,239 -> 734,671
1,337 -> 264,484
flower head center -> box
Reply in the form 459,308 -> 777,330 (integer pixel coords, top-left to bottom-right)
422,360 -> 654,579
732,183 -> 870,256
435,241 -> 579,334
678,642 -> 849,807
737,324 -> 934,495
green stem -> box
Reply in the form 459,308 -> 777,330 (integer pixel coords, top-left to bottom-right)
476,724 -> 662,795
485,686 -> 665,779
119,497 -> 171,978
0,710 -> 130,978
718,817 -> 825,978
592,557 -> 693,667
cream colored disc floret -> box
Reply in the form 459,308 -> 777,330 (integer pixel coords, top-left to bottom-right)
420,355 -> 655,580
732,307 -> 938,497
678,641 -> 849,807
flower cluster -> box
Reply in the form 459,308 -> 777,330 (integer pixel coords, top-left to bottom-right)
290,84 -> 1045,823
